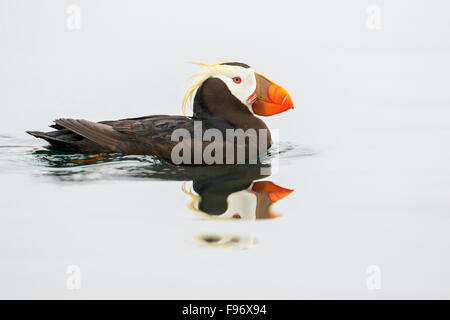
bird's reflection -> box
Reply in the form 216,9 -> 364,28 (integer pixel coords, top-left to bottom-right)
32,150 -> 294,249
182,179 -> 293,221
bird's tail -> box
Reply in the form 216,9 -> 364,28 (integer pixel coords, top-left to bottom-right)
26,130 -> 78,152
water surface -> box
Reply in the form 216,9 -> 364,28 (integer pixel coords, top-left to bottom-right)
2,130 -> 449,299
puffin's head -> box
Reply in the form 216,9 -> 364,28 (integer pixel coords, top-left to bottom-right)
182,61 -> 294,117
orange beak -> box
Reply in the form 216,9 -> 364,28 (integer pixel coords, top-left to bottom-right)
251,181 -> 294,201
250,72 -> 294,116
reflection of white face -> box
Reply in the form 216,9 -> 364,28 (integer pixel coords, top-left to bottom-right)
218,188 -> 257,221
212,66 -> 257,111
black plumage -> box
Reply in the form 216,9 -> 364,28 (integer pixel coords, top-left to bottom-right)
27,77 -> 271,164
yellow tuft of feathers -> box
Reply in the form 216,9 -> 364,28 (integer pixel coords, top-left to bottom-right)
181,182 -> 202,214
181,61 -> 236,117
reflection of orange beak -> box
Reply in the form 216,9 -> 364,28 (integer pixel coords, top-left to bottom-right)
251,72 -> 294,116
251,181 -> 294,201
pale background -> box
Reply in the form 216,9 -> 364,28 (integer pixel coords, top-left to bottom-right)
1,0 -> 450,299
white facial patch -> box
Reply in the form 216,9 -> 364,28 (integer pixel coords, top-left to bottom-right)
212,66 -> 257,112
182,62 -> 258,116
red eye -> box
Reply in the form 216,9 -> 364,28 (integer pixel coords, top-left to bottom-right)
232,213 -> 242,219
232,76 -> 242,84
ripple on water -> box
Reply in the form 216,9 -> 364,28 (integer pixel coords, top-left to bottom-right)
0,135 -> 307,249
0,134 -> 317,181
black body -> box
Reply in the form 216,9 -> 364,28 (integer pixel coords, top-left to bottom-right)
27,77 -> 271,164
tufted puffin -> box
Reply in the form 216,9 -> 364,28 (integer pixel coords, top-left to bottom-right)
27,62 -> 293,165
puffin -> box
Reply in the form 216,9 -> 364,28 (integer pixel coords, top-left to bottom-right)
27,62 -> 293,165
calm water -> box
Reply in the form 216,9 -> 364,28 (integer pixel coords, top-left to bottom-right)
0,134 -> 318,298
1,130 -> 450,299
